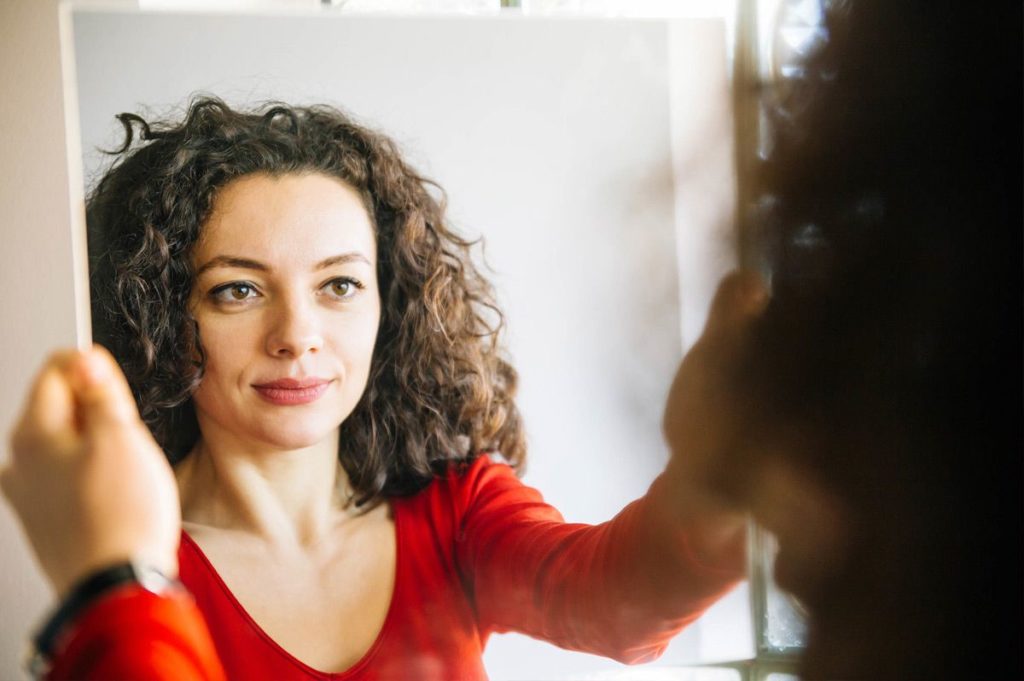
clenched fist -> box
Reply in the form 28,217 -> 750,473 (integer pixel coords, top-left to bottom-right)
2,346 -> 181,597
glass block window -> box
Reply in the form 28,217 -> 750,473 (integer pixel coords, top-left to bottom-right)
735,1 -> 831,670
753,532 -> 807,653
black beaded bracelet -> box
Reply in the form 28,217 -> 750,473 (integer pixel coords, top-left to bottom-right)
27,562 -> 180,679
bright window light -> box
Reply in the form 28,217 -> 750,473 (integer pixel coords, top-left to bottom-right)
520,0 -> 735,18
138,0 -> 320,9
331,0 -> 500,10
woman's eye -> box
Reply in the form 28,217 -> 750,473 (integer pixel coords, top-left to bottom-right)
210,282 -> 259,304
324,277 -> 363,300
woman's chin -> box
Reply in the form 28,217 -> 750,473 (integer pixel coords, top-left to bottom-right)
249,394 -> 348,431
268,430 -> 338,452
247,416 -> 341,452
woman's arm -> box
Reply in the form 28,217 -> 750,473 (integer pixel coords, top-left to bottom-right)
453,458 -> 745,664
454,273 -> 764,663
2,348 -> 224,680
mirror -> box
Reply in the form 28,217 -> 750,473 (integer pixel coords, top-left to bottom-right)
6,3 -> 748,678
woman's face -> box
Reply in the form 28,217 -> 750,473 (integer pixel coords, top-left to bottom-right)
189,172 -> 381,452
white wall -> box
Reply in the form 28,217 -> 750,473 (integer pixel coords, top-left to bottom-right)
0,7 -> 747,678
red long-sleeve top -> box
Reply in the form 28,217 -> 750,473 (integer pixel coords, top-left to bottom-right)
49,456 -> 743,680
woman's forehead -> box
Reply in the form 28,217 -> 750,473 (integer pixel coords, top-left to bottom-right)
195,172 -> 377,268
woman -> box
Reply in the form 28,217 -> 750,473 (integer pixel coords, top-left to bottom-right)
4,98 -> 749,679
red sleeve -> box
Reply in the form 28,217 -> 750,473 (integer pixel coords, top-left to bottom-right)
453,458 -> 744,665
47,586 -> 227,681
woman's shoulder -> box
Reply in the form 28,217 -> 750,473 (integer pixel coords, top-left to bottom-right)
439,452 -> 513,480
408,453 -> 515,506
399,452 -> 560,530
395,453 -> 539,520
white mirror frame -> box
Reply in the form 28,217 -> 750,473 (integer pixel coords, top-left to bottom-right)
1,0 -> 88,674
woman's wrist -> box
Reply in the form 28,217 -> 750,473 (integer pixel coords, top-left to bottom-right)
28,561 -> 183,679
674,489 -> 748,571
648,464 -> 748,575
50,550 -> 178,602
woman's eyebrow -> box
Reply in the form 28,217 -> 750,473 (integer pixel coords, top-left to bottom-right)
195,252 -> 371,276
314,253 -> 372,269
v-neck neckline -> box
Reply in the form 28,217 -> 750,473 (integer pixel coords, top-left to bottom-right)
179,500 -> 402,679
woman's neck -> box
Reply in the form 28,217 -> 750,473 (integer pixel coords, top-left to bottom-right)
175,424 -> 355,550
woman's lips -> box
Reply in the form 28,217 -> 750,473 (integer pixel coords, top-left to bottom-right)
252,378 -> 331,406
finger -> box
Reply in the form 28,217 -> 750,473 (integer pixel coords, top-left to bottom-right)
16,353 -> 79,440
0,460 -> 29,512
700,270 -> 769,341
69,345 -> 142,432
0,462 -> 14,501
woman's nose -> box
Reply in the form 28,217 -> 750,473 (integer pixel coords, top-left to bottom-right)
265,298 -> 324,358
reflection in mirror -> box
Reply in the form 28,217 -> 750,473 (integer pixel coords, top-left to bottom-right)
71,7 -> 744,679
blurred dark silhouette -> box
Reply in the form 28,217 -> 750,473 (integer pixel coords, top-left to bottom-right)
729,1 -> 1022,678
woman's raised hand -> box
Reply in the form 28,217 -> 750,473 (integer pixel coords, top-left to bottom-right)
661,271 -> 769,563
1,346 -> 181,597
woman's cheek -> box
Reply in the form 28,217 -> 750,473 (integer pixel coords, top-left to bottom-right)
339,303 -> 381,365
192,317 -> 252,403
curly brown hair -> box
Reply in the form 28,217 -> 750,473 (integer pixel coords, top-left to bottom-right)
87,96 -> 524,505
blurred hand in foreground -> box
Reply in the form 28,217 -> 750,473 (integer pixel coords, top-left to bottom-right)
1,346 -> 180,597
662,271 -> 770,562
